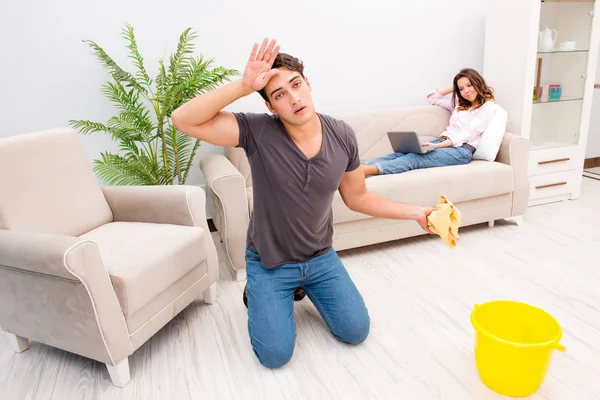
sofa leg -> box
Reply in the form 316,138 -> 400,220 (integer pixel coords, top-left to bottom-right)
515,216 -> 524,226
234,268 -> 246,282
8,334 -> 29,353
106,357 -> 130,387
488,220 -> 495,228
505,216 -> 524,226
204,282 -> 217,304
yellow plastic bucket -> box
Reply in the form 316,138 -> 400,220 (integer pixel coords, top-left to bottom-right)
471,300 -> 566,397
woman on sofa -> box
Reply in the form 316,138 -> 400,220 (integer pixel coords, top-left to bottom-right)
361,68 -> 496,177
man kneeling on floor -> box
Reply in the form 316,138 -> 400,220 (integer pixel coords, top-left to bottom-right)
172,38 -> 434,368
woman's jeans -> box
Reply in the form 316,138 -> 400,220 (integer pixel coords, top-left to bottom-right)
245,247 -> 370,368
365,138 -> 474,175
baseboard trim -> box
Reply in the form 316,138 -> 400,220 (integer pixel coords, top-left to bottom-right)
584,157 -> 600,169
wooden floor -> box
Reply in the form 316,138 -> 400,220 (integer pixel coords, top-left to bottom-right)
1,178 -> 600,399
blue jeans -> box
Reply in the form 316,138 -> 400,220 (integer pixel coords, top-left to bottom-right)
245,247 -> 370,368
365,138 -> 473,175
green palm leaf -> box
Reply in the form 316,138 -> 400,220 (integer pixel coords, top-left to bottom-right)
94,153 -> 147,186
129,148 -> 161,183
157,166 -> 173,185
162,29 -> 210,116
165,57 -> 239,116
182,139 -> 201,183
101,81 -> 155,135
167,28 -> 198,88
155,58 -> 168,105
164,124 -> 194,184
69,120 -> 113,136
106,115 -> 143,142
83,39 -> 148,95
121,23 -> 153,89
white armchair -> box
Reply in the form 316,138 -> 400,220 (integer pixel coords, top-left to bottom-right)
0,128 -> 219,387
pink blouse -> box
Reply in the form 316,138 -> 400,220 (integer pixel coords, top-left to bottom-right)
426,90 -> 496,148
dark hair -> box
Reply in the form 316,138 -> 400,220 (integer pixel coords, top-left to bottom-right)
452,68 -> 494,111
258,53 -> 305,102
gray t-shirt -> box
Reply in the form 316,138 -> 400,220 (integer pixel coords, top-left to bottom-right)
234,112 -> 360,269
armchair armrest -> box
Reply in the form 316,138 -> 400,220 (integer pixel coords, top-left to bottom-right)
496,132 -> 530,216
0,230 -> 82,280
102,185 -> 208,227
0,230 -> 131,365
200,154 -> 249,280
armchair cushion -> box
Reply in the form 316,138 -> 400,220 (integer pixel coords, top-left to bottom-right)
0,128 -> 113,235
81,222 -> 207,317
101,185 -> 205,227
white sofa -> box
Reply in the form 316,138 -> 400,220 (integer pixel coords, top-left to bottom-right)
200,105 -> 530,281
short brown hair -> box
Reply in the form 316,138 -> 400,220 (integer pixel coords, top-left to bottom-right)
258,53 -> 305,102
452,68 -> 494,111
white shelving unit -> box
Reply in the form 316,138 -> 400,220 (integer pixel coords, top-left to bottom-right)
483,0 -> 600,206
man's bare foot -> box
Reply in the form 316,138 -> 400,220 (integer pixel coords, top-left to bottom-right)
361,164 -> 379,178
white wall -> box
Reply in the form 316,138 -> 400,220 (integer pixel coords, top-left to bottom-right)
586,44 -> 600,159
1,0 -> 485,188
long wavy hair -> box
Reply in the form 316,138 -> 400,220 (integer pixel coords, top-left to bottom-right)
452,68 -> 494,111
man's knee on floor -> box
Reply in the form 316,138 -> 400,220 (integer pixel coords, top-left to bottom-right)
254,340 -> 295,369
337,315 -> 371,345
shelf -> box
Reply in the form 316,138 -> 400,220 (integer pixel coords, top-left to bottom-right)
533,96 -> 583,104
537,49 -> 589,54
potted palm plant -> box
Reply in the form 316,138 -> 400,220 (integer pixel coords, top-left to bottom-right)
70,24 -> 239,185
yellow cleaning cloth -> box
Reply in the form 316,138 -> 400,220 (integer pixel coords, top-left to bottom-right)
427,196 -> 462,248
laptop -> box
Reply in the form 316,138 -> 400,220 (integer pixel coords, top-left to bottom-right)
387,131 -> 435,154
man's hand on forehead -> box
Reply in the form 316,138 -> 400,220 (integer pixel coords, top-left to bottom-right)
242,38 -> 281,92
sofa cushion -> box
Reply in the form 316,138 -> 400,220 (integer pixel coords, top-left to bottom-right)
81,222 -> 206,317
332,161 -> 514,225
473,104 -> 508,161
337,105 -> 451,161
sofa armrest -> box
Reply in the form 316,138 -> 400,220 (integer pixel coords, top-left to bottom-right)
496,132 -> 530,216
200,154 -> 249,279
102,185 -> 207,228
0,230 -> 131,365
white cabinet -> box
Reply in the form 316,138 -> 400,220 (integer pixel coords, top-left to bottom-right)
483,0 -> 600,206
